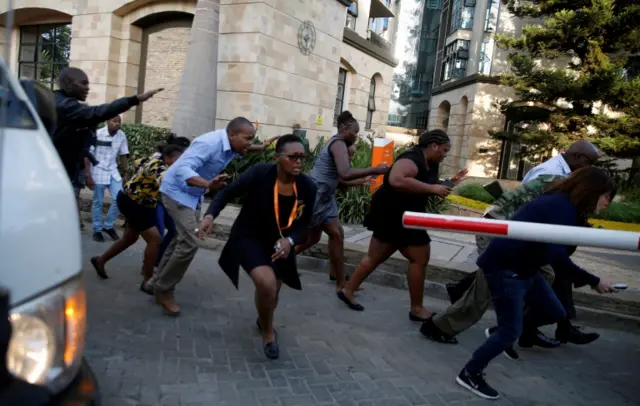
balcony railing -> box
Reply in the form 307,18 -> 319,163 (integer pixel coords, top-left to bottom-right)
367,30 -> 392,51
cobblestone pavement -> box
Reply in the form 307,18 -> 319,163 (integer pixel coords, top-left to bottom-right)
80,235 -> 640,406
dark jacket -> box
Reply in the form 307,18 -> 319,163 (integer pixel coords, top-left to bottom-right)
52,90 -> 139,178
206,163 -> 317,290
477,193 -> 600,287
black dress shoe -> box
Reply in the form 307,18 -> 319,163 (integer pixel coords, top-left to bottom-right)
518,329 -> 561,349
556,324 -> 600,345
92,232 -> 105,242
103,228 -> 119,241
420,316 -> 458,344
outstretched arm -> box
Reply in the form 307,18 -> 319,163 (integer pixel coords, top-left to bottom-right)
330,141 -> 386,181
247,136 -> 280,152
204,165 -> 261,219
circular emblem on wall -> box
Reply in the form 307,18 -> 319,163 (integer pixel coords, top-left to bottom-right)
297,20 -> 316,56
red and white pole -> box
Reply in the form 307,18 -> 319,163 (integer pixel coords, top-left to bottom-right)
402,212 -> 640,252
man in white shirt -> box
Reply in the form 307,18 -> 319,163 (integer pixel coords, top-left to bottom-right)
521,139 -> 599,183
90,115 -> 130,242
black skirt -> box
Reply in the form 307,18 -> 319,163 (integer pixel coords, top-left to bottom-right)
218,235 -> 302,290
364,205 -> 431,248
116,192 -> 156,233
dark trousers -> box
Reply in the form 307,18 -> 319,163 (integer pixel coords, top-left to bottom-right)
155,202 -> 177,266
464,270 -> 566,374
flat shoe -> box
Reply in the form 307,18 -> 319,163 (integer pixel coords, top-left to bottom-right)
337,290 -> 364,311
90,257 -> 108,279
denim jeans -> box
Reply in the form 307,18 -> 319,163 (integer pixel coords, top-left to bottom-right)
464,270 -> 566,374
92,178 -> 123,232
155,202 -> 177,266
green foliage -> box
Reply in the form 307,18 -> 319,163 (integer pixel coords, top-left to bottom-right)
454,183 -> 497,204
120,123 -> 173,173
594,200 -> 640,224
620,187 -> 640,202
336,186 -> 372,224
492,0 -> 640,164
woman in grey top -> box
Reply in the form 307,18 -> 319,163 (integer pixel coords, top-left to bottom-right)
294,111 -> 388,292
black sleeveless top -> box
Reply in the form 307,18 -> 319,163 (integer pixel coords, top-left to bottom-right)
364,147 -> 439,238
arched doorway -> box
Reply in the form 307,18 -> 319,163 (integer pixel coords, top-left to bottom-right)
497,101 -> 554,180
134,11 -> 194,128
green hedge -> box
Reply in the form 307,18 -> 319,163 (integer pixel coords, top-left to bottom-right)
121,123 -> 173,173
454,183 -> 496,204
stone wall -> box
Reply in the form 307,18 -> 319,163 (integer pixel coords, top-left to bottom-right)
3,0 -> 395,145
137,18 -> 191,128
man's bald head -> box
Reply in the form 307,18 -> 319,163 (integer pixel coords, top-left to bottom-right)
58,67 -> 90,101
564,139 -> 599,171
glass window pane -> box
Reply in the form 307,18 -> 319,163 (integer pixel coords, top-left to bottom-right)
18,63 -> 36,80
0,70 -> 38,130
19,44 -> 37,62
20,25 -> 39,43
38,25 -> 57,43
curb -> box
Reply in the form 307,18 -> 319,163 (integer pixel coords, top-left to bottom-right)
79,193 -> 640,330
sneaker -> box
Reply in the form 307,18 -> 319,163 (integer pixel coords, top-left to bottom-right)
556,324 -> 599,345
456,368 -> 499,400
518,329 -> 560,349
485,327 -> 519,360
420,316 -> 458,344
103,228 -> 119,241
92,232 -> 105,242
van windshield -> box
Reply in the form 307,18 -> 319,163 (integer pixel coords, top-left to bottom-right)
0,69 -> 38,130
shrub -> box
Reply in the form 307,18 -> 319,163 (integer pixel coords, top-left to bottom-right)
121,123 -> 173,173
620,187 -> 640,202
593,200 -> 640,224
454,183 -> 496,204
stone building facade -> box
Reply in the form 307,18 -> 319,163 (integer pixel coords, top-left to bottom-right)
426,0 -> 526,179
0,0 -> 399,144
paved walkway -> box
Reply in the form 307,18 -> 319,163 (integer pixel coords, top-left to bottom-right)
81,234 -> 640,406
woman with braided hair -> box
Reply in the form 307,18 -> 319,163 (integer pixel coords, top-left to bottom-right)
338,129 -> 467,321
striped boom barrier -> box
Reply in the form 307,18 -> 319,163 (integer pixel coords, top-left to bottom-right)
402,212 -> 640,252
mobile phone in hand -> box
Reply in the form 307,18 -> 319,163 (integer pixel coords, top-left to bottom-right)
441,179 -> 455,188
613,283 -> 628,290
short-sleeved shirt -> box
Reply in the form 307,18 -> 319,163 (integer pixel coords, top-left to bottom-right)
89,126 -> 129,185
124,157 -> 167,208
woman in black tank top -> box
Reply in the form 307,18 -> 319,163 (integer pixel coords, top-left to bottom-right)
337,130 -> 468,322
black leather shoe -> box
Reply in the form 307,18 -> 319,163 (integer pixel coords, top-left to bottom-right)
556,325 -> 599,345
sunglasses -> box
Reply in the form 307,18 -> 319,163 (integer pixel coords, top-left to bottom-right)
281,153 -> 306,162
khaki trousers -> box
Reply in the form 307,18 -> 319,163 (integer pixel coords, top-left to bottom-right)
149,194 -> 201,294
433,235 -> 555,336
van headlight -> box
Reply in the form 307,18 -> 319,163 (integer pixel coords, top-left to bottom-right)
7,276 -> 87,393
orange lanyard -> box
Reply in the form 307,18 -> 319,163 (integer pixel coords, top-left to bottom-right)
274,181 -> 298,237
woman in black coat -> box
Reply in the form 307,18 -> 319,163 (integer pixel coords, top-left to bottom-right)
197,134 -> 317,359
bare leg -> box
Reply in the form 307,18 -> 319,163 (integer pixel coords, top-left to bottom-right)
139,227 -> 162,283
251,266 -> 279,343
92,224 -> 139,278
340,236 -> 396,307
399,244 -> 432,319
323,220 -> 346,291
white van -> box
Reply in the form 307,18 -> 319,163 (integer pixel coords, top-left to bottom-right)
0,57 -> 99,404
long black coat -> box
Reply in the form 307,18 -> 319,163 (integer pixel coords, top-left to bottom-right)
206,164 -> 317,290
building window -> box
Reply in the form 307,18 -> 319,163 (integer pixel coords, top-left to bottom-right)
441,40 -> 469,81
18,24 -> 72,90
365,77 -> 376,130
479,41 -> 492,75
484,0 -> 499,32
427,0 -> 442,9
334,69 -> 348,126
411,74 -> 431,96
387,113 -> 404,126
449,0 -> 474,34
346,1 -> 358,30
416,112 -> 428,130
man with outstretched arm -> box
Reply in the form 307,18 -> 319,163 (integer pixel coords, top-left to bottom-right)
52,67 -> 162,227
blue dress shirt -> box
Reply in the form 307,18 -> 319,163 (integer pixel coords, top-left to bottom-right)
160,129 -> 239,210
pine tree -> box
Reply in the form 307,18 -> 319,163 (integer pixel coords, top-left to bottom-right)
493,0 -> 640,181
